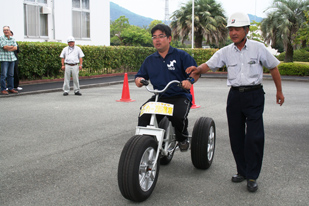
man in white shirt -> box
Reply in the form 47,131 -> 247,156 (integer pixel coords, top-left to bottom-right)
186,12 -> 284,192
60,36 -> 84,96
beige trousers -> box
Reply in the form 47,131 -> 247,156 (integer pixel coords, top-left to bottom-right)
63,65 -> 80,93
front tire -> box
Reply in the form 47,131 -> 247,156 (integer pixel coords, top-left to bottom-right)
118,135 -> 160,202
191,117 -> 216,169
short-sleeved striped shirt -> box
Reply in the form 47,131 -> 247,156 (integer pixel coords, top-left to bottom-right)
206,39 -> 280,86
0,35 -> 17,62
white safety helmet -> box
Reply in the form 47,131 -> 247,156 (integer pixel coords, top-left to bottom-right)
67,36 -> 75,43
227,12 -> 250,28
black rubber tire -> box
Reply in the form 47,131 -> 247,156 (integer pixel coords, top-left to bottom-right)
158,117 -> 176,165
191,117 -> 216,169
118,135 -> 160,202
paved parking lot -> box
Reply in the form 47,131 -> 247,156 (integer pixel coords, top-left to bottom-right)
0,78 -> 308,206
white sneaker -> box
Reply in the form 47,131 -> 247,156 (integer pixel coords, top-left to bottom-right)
17,87 -> 23,91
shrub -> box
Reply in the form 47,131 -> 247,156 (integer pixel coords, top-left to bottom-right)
183,48 -> 218,66
278,62 -> 309,76
277,49 -> 309,62
17,42 -> 155,80
8,42 -> 308,81
18,42 -> 66,80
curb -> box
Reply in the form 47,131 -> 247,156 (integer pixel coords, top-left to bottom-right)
0,79 -> 135,98
19,72 -> 138,86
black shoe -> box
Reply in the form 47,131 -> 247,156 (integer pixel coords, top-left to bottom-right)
231,174 -> 246,183
178,139 -> 189,152
63,92 -> 69,96
247,179 -> 258,192
75,91 -> 82,96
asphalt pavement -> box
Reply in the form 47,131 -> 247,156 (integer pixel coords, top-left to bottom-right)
0,74 -> 309,206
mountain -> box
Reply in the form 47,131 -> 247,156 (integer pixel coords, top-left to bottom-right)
110,2 -> 155,27
248,14 -> 263,23
110,2 -> 263,27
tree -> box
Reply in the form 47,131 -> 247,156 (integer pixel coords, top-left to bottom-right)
249,21 -> 264,43
260,12 -> 285,52
170,0 -> 227,48
148,20 -> 164,32
262,0 -> 309,62
110,16 -> 152,47
110,16 -> 130,46
294,10 -> 309,48
120,25 -> 152,47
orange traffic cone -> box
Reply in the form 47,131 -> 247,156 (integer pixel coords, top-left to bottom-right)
117,73 -> 135,102
190,85 -> 200,109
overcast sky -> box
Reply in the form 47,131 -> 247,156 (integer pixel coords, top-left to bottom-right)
111,0 -> 274,21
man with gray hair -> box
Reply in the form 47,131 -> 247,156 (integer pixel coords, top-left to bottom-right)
186,12 -> 284,192
0,26 -> 18,95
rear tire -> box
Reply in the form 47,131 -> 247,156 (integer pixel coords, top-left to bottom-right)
191,117 -> 216,169
118,135 -> 159,202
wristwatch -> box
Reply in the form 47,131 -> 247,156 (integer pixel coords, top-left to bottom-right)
187,77 -> 195,84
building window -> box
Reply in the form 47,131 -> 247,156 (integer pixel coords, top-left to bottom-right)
24,0 -> 48,38
72,0 -> 90,39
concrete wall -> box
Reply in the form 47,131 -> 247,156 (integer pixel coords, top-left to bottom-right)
0,0 -> 110,46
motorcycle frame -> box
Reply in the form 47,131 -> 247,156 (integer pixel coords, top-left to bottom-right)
135,80 -> 179,170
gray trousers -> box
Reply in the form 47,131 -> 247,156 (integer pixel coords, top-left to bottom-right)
63,65 -> 80,93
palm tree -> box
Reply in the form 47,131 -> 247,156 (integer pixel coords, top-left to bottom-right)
170,0 -> 227,48
262,0 -> 309,62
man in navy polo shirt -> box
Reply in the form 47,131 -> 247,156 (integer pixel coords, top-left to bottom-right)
135,24 -> 198,151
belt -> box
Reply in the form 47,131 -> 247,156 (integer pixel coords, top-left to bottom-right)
65,63 -> 78,66
231,84 -> 262,92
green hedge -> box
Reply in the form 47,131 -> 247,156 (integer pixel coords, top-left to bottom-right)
17,42 -> 159,80
79,45 -> 156,74
278,62 -> 309,76
277,49 -> 309,62
183,48 -> 218,66
15,42 -> 218,80
18,42 -> 66,80
3,42 -> 308,80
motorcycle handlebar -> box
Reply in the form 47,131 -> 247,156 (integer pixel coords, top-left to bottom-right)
144,80 -> 182,94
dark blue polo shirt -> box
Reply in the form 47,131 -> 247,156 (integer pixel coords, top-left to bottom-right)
135,46 -> 197,101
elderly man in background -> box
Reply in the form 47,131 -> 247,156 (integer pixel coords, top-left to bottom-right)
60,36 -> 84,96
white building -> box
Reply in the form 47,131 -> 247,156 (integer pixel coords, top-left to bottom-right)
0,0 -> 110,46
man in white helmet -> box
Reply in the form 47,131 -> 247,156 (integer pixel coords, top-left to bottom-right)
60,36 -> 84,96
186,12 -> 284,192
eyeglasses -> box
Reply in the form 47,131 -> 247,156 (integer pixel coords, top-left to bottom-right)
152,35 -> 167,40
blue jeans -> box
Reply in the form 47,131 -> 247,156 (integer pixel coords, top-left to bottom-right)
1,61 -> 15,91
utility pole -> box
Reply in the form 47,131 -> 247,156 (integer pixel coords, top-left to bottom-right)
164,0 -> 169,24
255,0 -> 257,21
192,0 -> 194,49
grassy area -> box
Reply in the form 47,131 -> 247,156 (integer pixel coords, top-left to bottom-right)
295,62 -> 309,65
